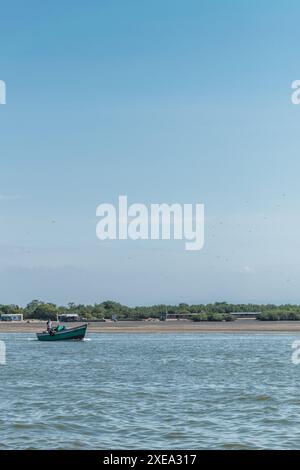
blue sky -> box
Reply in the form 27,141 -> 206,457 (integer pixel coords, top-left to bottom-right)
1,0 -> 300,306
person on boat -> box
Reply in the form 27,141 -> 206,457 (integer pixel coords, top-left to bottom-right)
46,319 -> 52,333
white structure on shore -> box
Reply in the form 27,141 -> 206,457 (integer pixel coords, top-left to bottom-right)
57,313 -> 80,322
0,313 -> 23,321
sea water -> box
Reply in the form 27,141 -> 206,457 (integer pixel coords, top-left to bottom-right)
0,333 -> 300,449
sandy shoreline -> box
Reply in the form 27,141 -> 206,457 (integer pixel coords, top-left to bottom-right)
1,319 -> 300,334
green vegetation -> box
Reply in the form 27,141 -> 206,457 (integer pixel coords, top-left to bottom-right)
1,301 -> 300,321
257,311 -> 300,321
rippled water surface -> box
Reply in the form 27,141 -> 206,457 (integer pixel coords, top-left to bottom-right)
1,333 -> 300,449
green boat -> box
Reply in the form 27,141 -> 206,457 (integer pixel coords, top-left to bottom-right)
37,323 -> 88,341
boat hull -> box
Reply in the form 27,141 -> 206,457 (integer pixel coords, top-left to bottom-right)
36,324 -> 88,341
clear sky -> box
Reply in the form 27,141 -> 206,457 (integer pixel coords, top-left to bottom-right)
1,0 -> 300,306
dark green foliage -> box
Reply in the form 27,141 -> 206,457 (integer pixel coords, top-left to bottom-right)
2,301 -> 300,321
257,310 -> 300,321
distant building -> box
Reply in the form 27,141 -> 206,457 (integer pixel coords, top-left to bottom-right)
1,313 -> 23,321
58,314 -> 80,322
229,312 -> 260,318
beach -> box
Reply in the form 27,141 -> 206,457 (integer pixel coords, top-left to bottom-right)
2,319 -> 300,333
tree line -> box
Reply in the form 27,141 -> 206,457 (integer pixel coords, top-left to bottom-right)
2,300 -> 300,321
